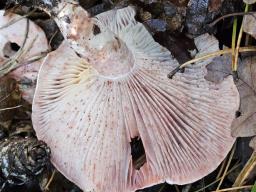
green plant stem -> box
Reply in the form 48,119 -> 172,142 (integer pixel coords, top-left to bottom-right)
233,4 -> 250,72
231,17 -> 237,70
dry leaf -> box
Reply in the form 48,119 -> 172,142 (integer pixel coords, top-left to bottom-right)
243,12 -> 256,39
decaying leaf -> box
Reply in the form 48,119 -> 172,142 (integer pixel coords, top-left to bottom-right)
0,10 -> 49,103
32,3 -> 239,191
232,56 -> 256,137
243,12 -> 256,39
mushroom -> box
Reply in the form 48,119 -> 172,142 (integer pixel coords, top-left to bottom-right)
32,4 -> 240,192
0,11 -> 49,103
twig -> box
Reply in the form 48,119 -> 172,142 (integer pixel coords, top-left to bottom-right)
216,142 -> 236,190
0,19 -> 42,77
44,169 -> 56,190
134,154 -> 146,170
175,185 -> 180,192
233,152 -> 256,189
158,184 -> 166,192
48,30 -> 58,48
0,105 -> 22,111
216,158 -> 227,180
193,162 -> 241,192
0,9 -> 36,30
208,11 -> 256,27
0,90 -> 15,103
212,185 -> 253,192
167,47 -> 256,79
21,51 -> 49,64
0,19 -> 30,76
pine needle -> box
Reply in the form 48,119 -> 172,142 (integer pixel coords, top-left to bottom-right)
0,105 -> 22,111
216,143 -> 236,190
233,152 -> 256,188
213,185 -> 253,192
193,162 -> 241,192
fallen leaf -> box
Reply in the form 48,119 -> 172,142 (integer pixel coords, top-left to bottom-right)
243,12 -> 256,39
231,56 -> 256,137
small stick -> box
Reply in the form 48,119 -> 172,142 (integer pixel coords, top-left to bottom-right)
233,152 -> 256,189
167,47 -> 256,79
216,157 -> 227,179
193,162 -> 241,192
158,184 -> 166,192
216,143 -> 236,190
44,169 -> 56,190
175,185 -> 180,192
0,9 -> 36,30
48,30 -> 58,47
212,185 -> 253,192
0,19 -> 30,75
208,11 -> 256,27
0,105 -> 22,111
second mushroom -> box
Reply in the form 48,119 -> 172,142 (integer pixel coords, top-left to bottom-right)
32,3 -> 240,192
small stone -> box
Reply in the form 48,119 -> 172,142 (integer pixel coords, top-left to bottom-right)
163,1 -> 177,17
139,0 -> 158,4
144,19 -> 167,33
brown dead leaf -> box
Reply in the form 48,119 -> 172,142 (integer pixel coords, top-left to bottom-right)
209,0 -> 222,12
206,55 -> 256,138
232,56 -> 256,137
243,12 -> 256,39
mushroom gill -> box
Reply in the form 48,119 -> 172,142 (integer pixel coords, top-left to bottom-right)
0,10 -> 49,103
32,5 -> 240,192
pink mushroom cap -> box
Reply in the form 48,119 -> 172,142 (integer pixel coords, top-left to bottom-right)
32,5 -> 240,192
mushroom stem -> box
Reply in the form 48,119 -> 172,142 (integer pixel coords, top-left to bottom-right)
52,1 -> 94,57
